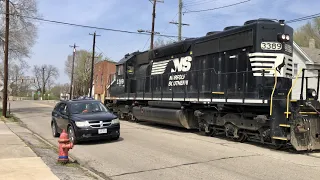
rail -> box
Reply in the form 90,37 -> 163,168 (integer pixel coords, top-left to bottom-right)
286,68 -> 303,118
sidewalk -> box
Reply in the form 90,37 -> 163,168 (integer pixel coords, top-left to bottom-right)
0,121 -> 59,180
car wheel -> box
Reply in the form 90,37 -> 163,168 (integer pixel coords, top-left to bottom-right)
51,121 -> 60,137
68,125 -> 78,145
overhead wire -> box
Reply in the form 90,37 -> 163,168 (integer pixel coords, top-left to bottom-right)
184,0 -> 218,7
286,13 -> 320,23
183,0 -> 251,13
2,13 -> 187,39
143,12 -> 179,50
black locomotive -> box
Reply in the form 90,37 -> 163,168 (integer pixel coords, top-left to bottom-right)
106,19 -> 320,151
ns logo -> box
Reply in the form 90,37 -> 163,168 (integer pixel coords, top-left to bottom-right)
170,56 -> 192,73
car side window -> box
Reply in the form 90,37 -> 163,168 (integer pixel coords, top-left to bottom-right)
58,103 -> 66,114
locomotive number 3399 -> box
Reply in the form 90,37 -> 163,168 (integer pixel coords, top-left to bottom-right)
261,42 -> 282,50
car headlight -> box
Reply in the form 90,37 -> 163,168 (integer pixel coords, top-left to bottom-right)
111,118 -> 120,124
75,121 -> 90,127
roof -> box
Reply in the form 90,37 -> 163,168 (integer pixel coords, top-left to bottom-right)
116,51 -> 141,65
293,41 -> 314,65
300,46 -> 320,64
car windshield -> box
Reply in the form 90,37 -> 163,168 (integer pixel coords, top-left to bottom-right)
70,101 -> 110,114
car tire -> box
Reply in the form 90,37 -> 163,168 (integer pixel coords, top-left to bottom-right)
51,120 -> 60,138
112,134 -> 120,141
68,125 -> 78,145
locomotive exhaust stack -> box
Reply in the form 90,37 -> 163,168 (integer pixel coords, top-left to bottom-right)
105,18 -> 320,151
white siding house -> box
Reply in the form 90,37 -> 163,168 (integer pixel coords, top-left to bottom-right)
291,39 -> 320,100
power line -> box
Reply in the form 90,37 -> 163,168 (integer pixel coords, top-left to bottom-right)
3,13 -> 186,39
286,13 -> 320,23
183,0 -> 251,13
184,0 -> 217,7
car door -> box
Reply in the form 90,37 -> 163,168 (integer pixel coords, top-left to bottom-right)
52,103 -> 63,131
56,103 -> 67,132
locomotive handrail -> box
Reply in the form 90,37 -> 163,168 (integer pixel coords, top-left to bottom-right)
286,68 -> 303,118
262,68 -> 277,116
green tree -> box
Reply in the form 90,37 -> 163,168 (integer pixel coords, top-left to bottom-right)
294,17 -> 320,48
64,49 -> 111,97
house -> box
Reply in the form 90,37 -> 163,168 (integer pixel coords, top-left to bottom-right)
292,39 -> 320,100
93,60 -> 117,102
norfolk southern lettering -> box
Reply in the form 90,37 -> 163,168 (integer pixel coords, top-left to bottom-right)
168,56 -> 192,86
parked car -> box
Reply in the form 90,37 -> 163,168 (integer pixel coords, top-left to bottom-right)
51,99 -> 120,144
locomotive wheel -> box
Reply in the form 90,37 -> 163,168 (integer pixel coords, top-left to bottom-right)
128,112 -> 138,123
201,124 -> 217,137
271,139 -> 287,150
225,123 -> 247,143
232,133 -> 247,143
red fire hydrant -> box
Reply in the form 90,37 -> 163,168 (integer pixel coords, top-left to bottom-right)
58,129 -> 73,163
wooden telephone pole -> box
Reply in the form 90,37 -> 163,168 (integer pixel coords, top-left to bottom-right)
169,0 -> 189,41
89,32 -> 100,98
2,0 -> 10,117
69,43 -> 78,100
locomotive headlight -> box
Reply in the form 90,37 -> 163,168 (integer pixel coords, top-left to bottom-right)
285,34 -> 290,41
278,34 -> 289,42
312,90 -> 317,97
307,88 -> 318,100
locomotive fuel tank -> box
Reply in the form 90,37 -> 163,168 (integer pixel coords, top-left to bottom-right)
132,106 -> 198,129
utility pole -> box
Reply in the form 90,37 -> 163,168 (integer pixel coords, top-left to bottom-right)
42,67 -> 45,100
150,0 -> 157,50
2,0 -> 10,117
137,0 -> 163,50
169,0 -> 189,41
69,43 -> 78,100
89,32 -> 100,98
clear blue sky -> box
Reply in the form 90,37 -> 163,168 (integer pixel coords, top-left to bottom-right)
28,0 -> 320,84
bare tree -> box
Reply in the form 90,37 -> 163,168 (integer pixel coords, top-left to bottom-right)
0,0 -> 39,62
0,59 -> 29,95
33,64 -> 59,97
153,37 -> 176,48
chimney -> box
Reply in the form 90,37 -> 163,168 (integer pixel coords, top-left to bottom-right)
309,38 -> 315,48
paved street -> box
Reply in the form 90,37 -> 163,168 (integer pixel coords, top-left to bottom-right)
8,100 -> 320,180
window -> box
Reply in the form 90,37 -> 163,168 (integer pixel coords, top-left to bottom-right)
294,63 -> 298,76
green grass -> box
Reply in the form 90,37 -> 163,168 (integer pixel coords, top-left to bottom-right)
0,109 -> 19,122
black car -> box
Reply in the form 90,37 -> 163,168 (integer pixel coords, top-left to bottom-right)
51,99 -> 120,144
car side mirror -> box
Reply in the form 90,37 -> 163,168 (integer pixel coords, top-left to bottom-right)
61,110 -> 68,116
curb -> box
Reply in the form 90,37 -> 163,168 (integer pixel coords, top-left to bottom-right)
14,119 -> 112,180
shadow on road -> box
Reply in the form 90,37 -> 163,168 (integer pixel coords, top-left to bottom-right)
11,107 -> 52,114
127,120 -> 199,134
77,137 -> 124,146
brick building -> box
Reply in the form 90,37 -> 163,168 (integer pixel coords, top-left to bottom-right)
93,60 -> 116,102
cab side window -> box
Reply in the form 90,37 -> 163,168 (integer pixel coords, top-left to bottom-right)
127,65 -> 134,75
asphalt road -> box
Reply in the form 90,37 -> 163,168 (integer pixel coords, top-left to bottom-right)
9,100 -> 320,180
